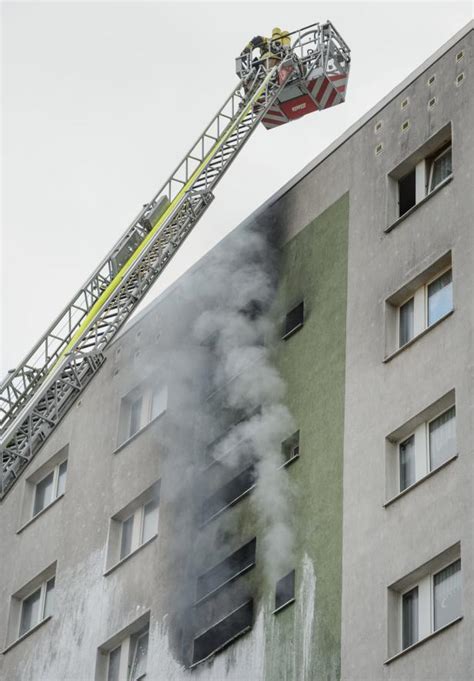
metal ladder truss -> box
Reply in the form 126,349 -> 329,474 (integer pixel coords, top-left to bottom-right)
0,59 -> 294,498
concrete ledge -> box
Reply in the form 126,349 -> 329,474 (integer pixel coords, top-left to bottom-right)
384,454 -> 458,507
385,175 -> 453,234
103,534 -> 158,576
383,309 -> 454,362
16,494 -> 65,534
2,615 -> 52,655
384,616 -> 463,664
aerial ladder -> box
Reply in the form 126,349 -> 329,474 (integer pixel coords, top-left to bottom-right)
0,22 -> 350,498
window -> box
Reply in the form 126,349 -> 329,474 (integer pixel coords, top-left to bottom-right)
19,577 -> 55,637
118,383 -> 167,445
398,169 -> 416,216
396,268 -> 453,349
385,252 -> 453,358
385,391 -> 457,502
428,145 -> 452,193
106,483 -> 160,572
398,297 -> 414,346
282,301 -> 304,339
201,465 -> 256,524
398,406 -> 456,493
429,406 -> 456,470
100,622 -> 149,681
192,600 -> 253,666
427,269 -> 453,326
388,124 -> 452,224
400,560 -> 462,651
33,460 -> 67,517
196,538 -> 256,603
402,587 -> 418,649
281,431 -> 300,466
387,546 -> 462,659
5,564 -> 57,648
274,570 -> 295,612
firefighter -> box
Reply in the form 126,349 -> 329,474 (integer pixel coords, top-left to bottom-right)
270,27 -> 291,53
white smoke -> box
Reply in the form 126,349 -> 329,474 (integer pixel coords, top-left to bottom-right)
191,224 -> 295,584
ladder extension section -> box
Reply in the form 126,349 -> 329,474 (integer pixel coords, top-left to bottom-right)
0,61 -> 291,498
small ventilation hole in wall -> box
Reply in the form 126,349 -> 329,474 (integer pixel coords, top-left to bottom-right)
428,97 -> 437,109
374,120 -> 383,133
401,98 -> 409,110
375,143 -> 383,156
401,120 -> 410,132
456,50 -> 464,62
456,73 -> 465,86
427,74 -> 436,86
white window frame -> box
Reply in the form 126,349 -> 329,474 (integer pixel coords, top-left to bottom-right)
397,266 -> 453,348
119,501 -> 159,561
397,404 -> 456,493
118,384 -> 168,446
32,458 -> 68,517
399,558 -> 462,652
18,576 -> 55,638
427,145 -> 452,193
105,627 -> 149,681
105,485 -> 160,573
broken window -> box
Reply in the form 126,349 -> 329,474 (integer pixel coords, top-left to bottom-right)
398,169 -> 416,217
103,624 -> 149,681
281,431 -> 300,466
282,301 -> 304,339
196,538 -> 256,603
202,465 -> 256,524
274,570 -> 295,612
192,600 -> 253,666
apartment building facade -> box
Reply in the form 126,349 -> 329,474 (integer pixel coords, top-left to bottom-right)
0,22 -> 472,681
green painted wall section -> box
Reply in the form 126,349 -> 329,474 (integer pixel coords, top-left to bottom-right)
265,193 -> 349,681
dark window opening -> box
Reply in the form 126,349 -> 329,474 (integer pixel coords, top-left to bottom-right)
398,169 -> 416,217
205,407 -> 261,464
196,539 -> 256,603
281,431 -> 300,466
282,301 -> 304,339
274,570 -> 295,612
191,600 -> 253,666
202,465 -> 256,524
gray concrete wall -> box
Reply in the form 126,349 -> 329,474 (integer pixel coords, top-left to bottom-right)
1,23 -> 472,681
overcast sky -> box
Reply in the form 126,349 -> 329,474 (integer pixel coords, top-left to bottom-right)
1,0 -> 473,378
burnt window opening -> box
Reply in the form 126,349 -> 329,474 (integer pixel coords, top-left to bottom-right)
201,465 -> 256,524
274,570 -> 296,613
191,600 -> 253,667
195,538 -> 256,603
398,169 -> 416,217
205,406 -> 262,465
281,431 -> 300,466
282,301 -> 304,340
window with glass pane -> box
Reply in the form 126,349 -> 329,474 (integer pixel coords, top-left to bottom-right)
33,471 -> 55,516
429,406 -> 456,470
429,147 -> 452,192
56,460 -> 68,497
399,435 -> 416,491
399,298 -> 414,347
120,515 -> 134,559
402,587 -> 419,649
19,587 -> 42,636
142,500 -> 159,544
107,645 -> 121,681
129,396 -> 143,437
43,578 -> 55,618
434,559 -> 462,630
428,270 -> 453,326
129,631 -> 148,681
151,385 -> 167,421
